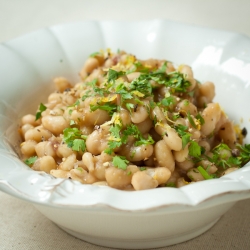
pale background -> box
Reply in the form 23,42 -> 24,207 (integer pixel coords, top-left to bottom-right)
1,0 -> 250,250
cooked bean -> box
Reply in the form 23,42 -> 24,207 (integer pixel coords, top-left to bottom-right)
82,152 -> 95,173
86,126 -> 110,155
218,121 -> 236,148
24,127 -> 52,142
54,77 -> 72,93
50,169 -> 69,179
173,145 -> 189,163
56,143 -> 75,158
105,166 -> 134,189
176,159 -> 194,171
155,140 -> 175,172
93,152 -> 113,180
35,141 -> 56,158
22,114 -> 40,126
59,154 -> 77,171
187,168 -> 204,182
20,140 -> 37,157
42,115 -> 69,135
32,156 -> 57,173
119,136 -> 154,162
198,81 -> 215,103
127,72 -> 141,82
201,103 -> 221,136
69,168 -> 97,184
130,104 -> 148,124
136,117 -> 153,134
163,127 -> 182,151
131,171 -> 158,190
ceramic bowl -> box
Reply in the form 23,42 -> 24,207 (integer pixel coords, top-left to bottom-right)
0,20 -> 250,249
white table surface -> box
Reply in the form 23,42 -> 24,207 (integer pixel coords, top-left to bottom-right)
1,1 -> 250,249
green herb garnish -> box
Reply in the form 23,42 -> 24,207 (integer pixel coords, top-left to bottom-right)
24,156 -> 37,166
35,103 -> 47,120
63,127 -> 87,152
197,166 -> 213,180
112,155 -> 129,170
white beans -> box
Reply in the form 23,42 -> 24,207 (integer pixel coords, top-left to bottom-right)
59,154 -> 76,171
119,139 -> 154,162
173,145 -> 189,163
130,104 -> 148,124
198,81 -> 215,103
24,127 -> 52,142
20,49 -> 243,190
54,77 -> 72,93
42,115 -> 69,136
32,156 -> 57,173
86,127 -> 110,155
131,171 -> 158,190
163,127 -> 182,151
35,141 -> 56,158
201,103 -> 222,136
20,140 -> 37,157
105,166 -> 134,189
155,140 -> 175,172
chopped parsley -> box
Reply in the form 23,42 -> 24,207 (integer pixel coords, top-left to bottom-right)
161,96 -> 175,107
236,143 -> 250,166
189,141 -> 202,158
108,69 -> 125,82
197,166 -> 213,180
35,103 -> 47,120
89,51 -> 102,57
90,103 -> 117,115
24,156 -> 37,166
130,75 -> 153,97
195,113 -> 205,125
112,155 -> 129,170
187,111 -> 197,128
174,124 -> 191,149
63,128 -> 87,152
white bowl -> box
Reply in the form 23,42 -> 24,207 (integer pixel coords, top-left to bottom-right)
1,20 -> 250,249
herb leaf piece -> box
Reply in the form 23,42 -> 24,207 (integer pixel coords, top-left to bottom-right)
35,103 -> 47,120
63,127 -> 86,152
24,156 -> 37,166
197,166 -> 213,180
112,155 -> 129,170
189,141 -> 201,158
